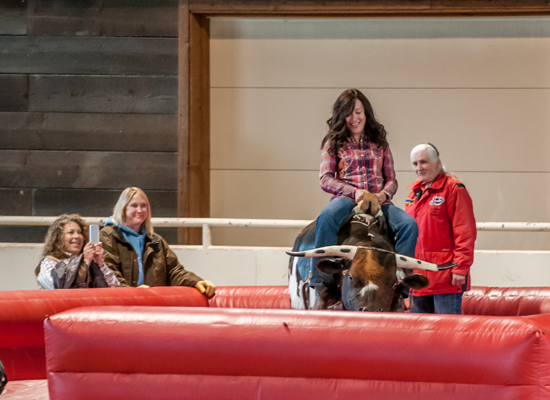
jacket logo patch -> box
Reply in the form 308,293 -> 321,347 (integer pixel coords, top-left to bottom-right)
405,198 -> 414,206
429,196 -> 444,206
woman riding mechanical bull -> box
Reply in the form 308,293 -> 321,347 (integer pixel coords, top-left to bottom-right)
288,89 -> 450,312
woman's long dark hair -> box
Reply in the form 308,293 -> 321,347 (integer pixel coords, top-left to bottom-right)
321,89 -> 388,155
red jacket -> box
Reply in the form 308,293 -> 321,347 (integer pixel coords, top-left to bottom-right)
405,172 -> 476,296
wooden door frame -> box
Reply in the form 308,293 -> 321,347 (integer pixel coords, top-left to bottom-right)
177,0 -> 550,244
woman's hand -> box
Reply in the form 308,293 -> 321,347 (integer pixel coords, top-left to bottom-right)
195,280 -> 216,298
83,242 -> 95,263
375,192 -> 388,204
451,273 -> 466,286
93,242 -> 104,265
355,189 -> 369,202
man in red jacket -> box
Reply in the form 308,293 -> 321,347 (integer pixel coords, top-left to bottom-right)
405,143 -> 477,314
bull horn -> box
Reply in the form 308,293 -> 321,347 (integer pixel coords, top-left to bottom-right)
286,245 -> 357,260
357,246 -> 457,272
395,254 -> 457,272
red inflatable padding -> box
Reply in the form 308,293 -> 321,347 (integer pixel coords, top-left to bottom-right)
45,306 -> 550,400
46,373 -> 545,400
1,380 -> 49,400
462,286 -> 550,316
208,286 -> 290,309
0,287 -> 207,381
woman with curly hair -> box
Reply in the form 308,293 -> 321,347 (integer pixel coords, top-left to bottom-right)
311,89 -> 418,288
100,187 -> 215,297
35,214 -> 120,289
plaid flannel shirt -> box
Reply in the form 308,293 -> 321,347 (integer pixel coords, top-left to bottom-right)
319,135 -> 398,203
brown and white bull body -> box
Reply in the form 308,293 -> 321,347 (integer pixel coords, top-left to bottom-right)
288,211 -> 453,312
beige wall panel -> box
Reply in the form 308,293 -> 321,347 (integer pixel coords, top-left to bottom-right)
212,88 -> 550,172
370,89 -> 550,172
211,169 -> 331,220
211,18 -> 550,89
211,88 -> 334,170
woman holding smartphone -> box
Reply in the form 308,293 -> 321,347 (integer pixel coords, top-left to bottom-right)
35,214 -> 120,289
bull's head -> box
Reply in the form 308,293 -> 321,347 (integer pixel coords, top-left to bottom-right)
287,246 -> 455,312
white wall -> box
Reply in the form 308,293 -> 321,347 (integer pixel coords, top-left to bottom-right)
209,17 -> 550,250
2,243 -> 549,291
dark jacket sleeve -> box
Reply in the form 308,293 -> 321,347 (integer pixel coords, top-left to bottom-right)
100,227 -> 130,287
161,237 -> 203,287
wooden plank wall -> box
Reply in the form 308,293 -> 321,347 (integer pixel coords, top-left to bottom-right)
0,0 -> 180,243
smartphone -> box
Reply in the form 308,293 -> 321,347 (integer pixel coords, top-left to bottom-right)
89,224 -> 100,244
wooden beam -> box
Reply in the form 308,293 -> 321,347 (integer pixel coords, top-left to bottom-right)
188,0 -> 550,16
188,12 -> 211,244
178,1 -> 211,244
177,0 -> 190,244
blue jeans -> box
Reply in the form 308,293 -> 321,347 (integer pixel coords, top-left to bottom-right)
310,197 -> 418,286
410,292 -> 464,315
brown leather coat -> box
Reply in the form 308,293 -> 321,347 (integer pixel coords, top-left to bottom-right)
100,225 -> 202,287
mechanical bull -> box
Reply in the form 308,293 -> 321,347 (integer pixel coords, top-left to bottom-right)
287,205 -> 454,312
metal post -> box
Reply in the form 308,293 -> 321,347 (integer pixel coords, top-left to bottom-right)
202,224 -> 212,249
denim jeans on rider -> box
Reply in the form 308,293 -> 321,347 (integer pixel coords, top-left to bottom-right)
410,292 -> 464,314
309,196 -> 418,287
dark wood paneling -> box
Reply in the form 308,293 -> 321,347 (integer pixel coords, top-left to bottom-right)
0,75 -> 28,112
0,112 -> 177,151
153,228 -> 177,244
188,0 -> 550,15
29,0 -> 178,37
0,150 -> 177,190
29,75 -> 177,114
0,0 -> 27,35
0,189 -> 32,215
0,37 -> 177,75
0,226 -> 49,243
33,189 -> 177,217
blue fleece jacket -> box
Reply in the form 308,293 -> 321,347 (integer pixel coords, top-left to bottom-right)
105,217 -> 147,286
